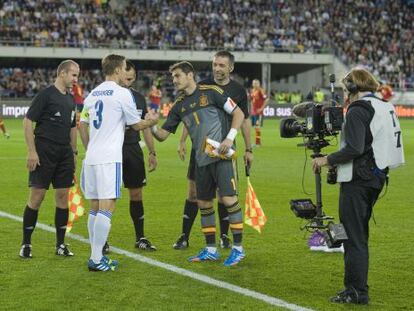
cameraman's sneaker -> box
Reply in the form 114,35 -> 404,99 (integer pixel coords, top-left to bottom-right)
224,247 -> 245,266
188,247 -> 219,262
324,244 -> 344,253
56,244 -> 74,256
330,288 -> 369,305
135,237 -> 156,251
173,234 -> 189,250
308,231 -> 328,251
219,234 -> 232,249
102,241 -> 110,255
19,244 -> 32,258
88,258 -> 115,272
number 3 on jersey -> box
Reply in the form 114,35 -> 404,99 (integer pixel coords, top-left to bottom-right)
93,100 -> 104,129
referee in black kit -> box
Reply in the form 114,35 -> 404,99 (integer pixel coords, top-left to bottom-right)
20,60 -> 80,258
313,67 -> 405,304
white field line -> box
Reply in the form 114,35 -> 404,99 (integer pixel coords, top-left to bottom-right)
1,210 -> 315,311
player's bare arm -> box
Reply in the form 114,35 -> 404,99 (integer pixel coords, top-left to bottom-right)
150,125 -> 170,142
218,106 -> 244,154
78,121 -> 89,150
241,118 -> 253,166
70,126 -> 78,168
143,127 -> 157,172
178,126 -> 188,161
131,111 -> 158,131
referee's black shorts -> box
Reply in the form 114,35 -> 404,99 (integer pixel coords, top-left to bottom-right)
29,138 -> 74,189
122,143 -> 146,189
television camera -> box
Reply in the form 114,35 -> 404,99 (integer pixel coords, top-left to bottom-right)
279,74 -> 348,249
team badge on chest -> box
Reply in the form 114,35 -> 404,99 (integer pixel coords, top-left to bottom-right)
199,94 -> 209,107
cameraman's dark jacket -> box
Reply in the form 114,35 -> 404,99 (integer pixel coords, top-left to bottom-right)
327,98 -> 386,190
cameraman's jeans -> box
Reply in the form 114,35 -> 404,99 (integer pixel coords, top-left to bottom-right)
339,182 -> 382,295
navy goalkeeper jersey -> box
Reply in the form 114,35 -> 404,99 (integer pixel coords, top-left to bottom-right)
162,84 -> 236,167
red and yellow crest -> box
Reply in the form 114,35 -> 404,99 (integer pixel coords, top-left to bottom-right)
199,94 -> 209,107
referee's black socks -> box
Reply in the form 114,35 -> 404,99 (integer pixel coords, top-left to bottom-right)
130,200 -> 144,240
182,200 -> 198,238
55,207 -> 69,246
22,205 -> 38,245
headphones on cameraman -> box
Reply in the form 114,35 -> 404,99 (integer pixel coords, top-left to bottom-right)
345,79 -> 359,94
343,72 -> 359,94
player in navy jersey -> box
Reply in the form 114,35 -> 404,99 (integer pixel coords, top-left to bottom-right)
151,61 -> 246,266
173,51 -> 253,251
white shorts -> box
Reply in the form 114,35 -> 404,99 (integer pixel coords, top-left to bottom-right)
81,162 -> 122,199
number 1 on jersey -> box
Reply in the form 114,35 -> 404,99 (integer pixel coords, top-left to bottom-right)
93,100 -> 104,129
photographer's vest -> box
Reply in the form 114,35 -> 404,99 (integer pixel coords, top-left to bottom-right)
337,95 -> 405,182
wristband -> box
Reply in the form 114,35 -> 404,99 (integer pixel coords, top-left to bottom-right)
149,151 -> 156,156
245,148 -> 253,153
226,128 -> 237,142
151,125 -> 158,134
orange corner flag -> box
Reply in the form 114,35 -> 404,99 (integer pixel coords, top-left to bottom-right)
244,174 -> 267,233
66,178 -> 85,233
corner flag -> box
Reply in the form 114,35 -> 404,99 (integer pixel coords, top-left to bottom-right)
244,165 -> 267,233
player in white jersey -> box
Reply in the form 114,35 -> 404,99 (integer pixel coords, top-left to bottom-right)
79,54 -> 158,272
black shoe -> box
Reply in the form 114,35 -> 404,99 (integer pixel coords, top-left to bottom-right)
102,241 -> 110,255
330,288 -> 369,305
19,244 -> 32,258
173,234 -> 189,250
219,234 -> 232,249
56,244 -> 74,257
135,238 -> 156,251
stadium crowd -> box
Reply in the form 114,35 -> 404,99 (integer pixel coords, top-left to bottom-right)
0,67 -> 213,99
0,0 -> 413,89
0,68 -> 104,98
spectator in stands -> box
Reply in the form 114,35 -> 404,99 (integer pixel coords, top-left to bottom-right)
290,90 -> 302,104
314,88 -> 325,103
276,90 -> 288,105
0,1 -> 412,88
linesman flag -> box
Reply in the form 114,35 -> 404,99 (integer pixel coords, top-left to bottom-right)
66,176 -> 85,233
244,165 -> 267,233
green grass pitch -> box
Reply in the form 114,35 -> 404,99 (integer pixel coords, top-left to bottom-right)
0,118 -> 413,310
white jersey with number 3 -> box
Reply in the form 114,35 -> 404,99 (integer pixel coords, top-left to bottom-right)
81,81 -> 141,165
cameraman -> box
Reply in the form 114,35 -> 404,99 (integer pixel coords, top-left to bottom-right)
312,68 -> 404,305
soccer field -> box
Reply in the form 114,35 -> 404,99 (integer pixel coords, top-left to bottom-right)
0,118 -> 413,311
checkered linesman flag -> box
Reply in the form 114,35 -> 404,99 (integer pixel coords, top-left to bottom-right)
244,165 -> 267,233
66,176 -> 85,233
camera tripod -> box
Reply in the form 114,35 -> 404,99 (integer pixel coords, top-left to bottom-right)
299,134 -> 334,230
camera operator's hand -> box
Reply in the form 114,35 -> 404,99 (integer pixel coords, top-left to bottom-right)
312,156 -> 328,173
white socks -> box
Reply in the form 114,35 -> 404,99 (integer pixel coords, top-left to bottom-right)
87,210 -> 97,245
90,210 -> 112,263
